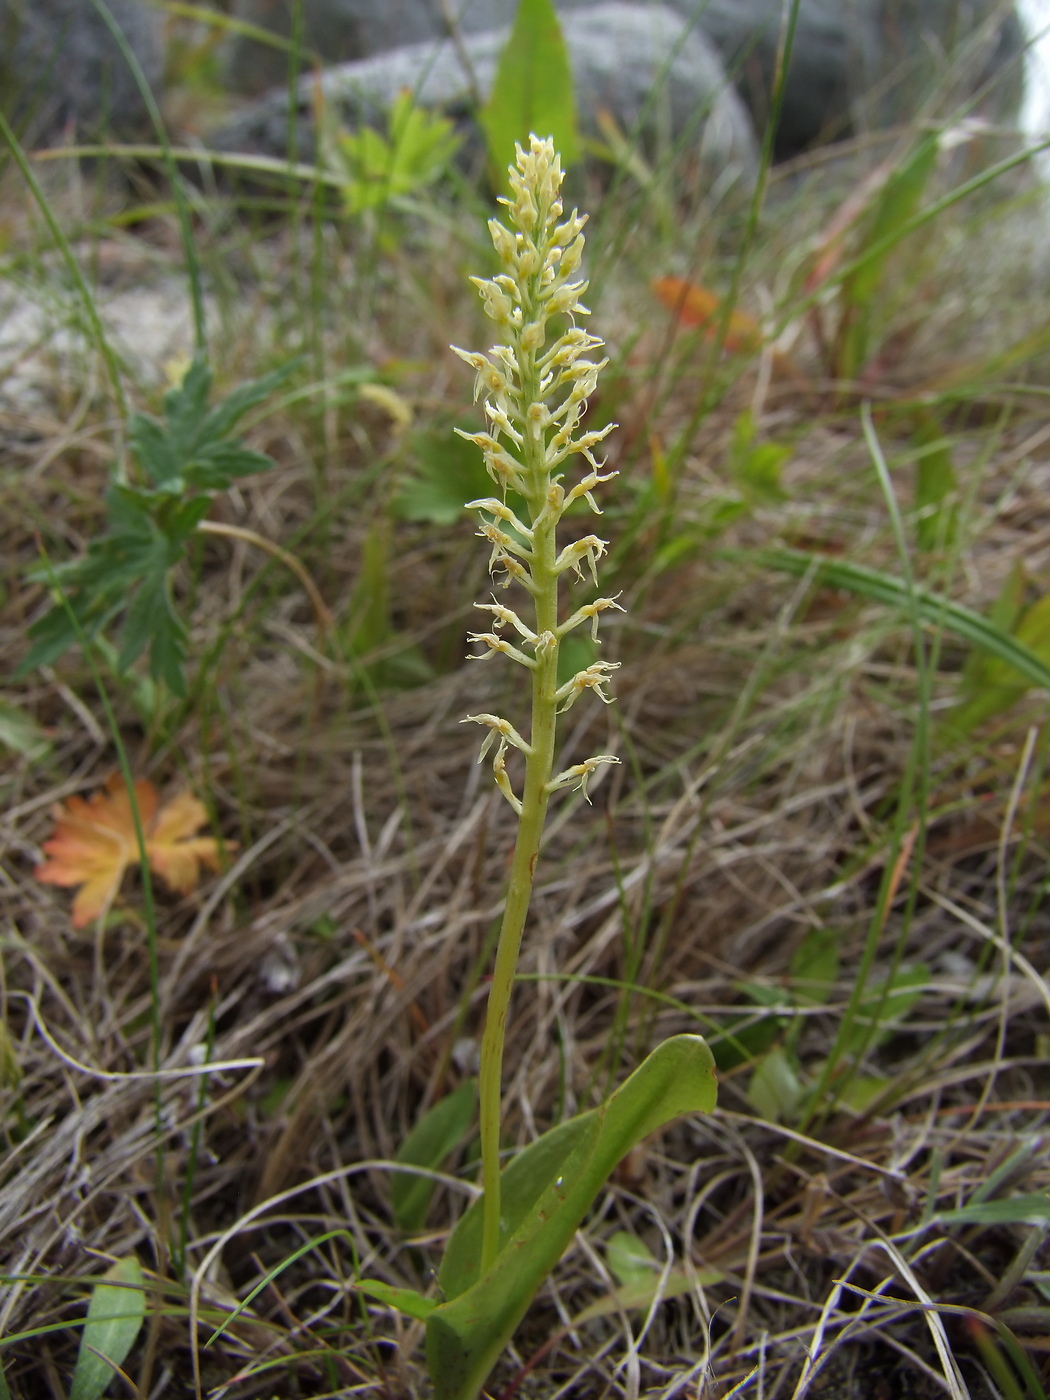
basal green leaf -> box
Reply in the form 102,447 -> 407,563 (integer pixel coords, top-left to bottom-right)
426,1035 -> 716,1400
564,1231 -> 724,1325
708,1009 -> 782,1071
437,1113 -> 586,1303
790,927 -> 839,1005
949,560 -> 1030,734
912,411 -> 958,553
739,980 -> 793,1011
481,0 -> 578,192
606,1230 -> 658,1287
573,1264 -> 722,1325
849,134 -> 938,309
728,411 -> 789,504
69,1256 -> 146,1400
747,1046 -> 803,1123
838,133 -> 937,377
837,1074 -> 890,1113
356,1280 -> 438,1321
0,699 -> 51,760
966,560 -> 1027,681
841,963 -> 928,1059
392,1081 -> 476,1233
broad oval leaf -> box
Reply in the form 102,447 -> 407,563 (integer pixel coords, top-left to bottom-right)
426,1034 -> 716,1400
568,1230 -> 723,1325
69,1256 -> 145,1400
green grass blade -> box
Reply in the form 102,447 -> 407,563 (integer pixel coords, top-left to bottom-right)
90,0 -> 207,354
69,1257 -> 145,1400
751,547 -> 1050,692
0,112 -> 128,429
941,1195 -> 1050,1226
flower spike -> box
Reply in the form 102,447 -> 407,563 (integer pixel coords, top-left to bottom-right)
453,136 -> 625,1277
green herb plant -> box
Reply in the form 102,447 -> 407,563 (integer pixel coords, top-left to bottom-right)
18,356 -> 313,697
711,924 -> 930,1122
355,136 -> 718,1400
326,90 -> 463,216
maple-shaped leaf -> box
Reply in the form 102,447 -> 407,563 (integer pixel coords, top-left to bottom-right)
35,775 -> 232,928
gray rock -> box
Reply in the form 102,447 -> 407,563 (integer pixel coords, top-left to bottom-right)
870,0 -> 1026,129
214,2 -> 758,186
0,0 -> 165,144
224,0 -> 1024,155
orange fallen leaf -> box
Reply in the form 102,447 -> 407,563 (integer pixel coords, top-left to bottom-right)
35,774 -> 232,927
652,276 -> 809,388
651,275 -> 764,354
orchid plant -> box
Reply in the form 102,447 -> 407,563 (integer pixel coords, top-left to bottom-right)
358,136 -> 717,1400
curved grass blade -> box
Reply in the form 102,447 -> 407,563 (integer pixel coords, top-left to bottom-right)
89,0 -> 206,352
753,547 -> 1050,693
